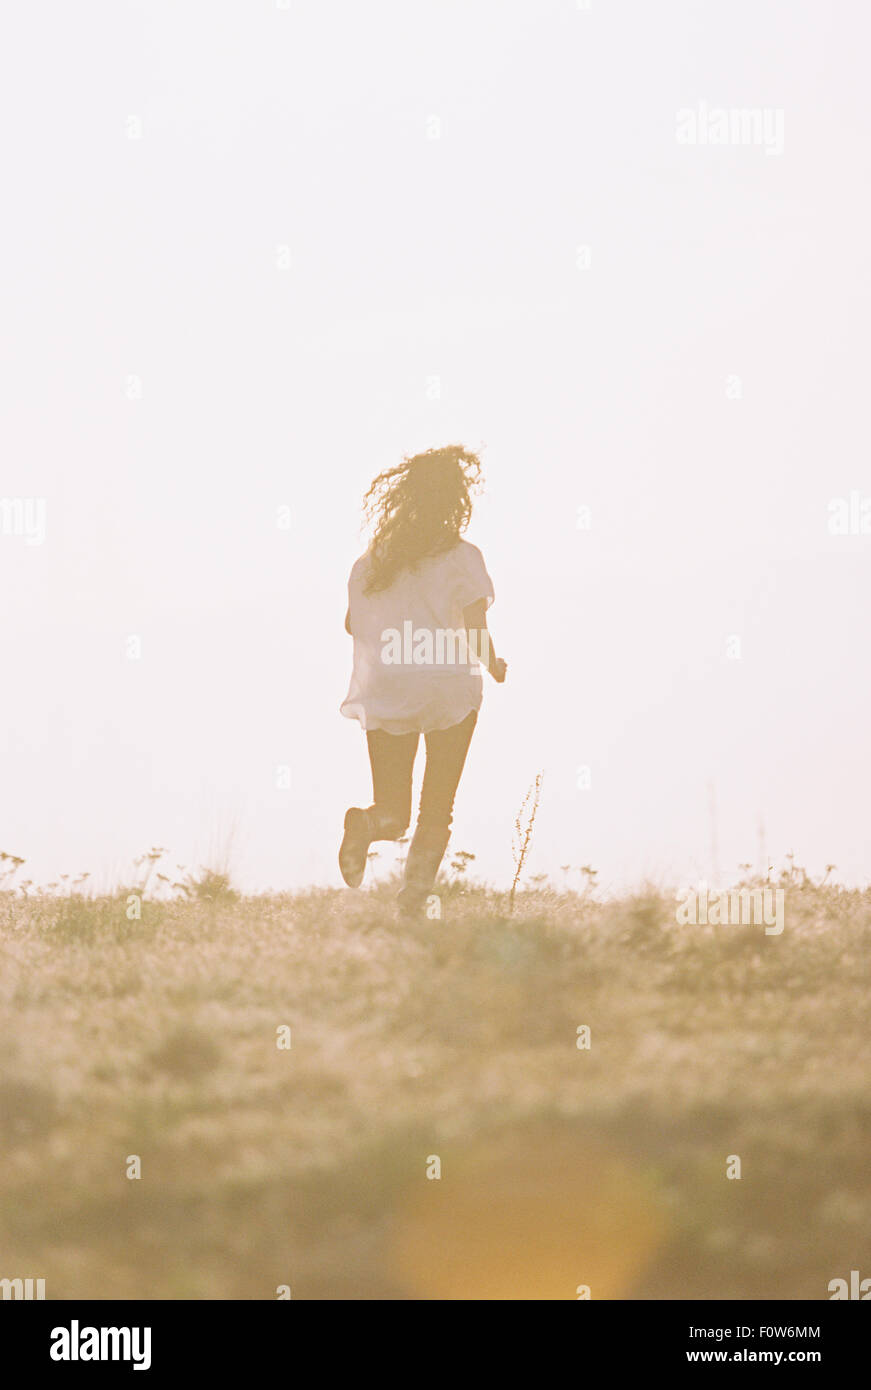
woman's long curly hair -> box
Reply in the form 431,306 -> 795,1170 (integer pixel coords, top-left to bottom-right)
362,445 -> 484,594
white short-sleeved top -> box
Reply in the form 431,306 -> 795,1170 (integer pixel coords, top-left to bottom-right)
340,539 -> 495,734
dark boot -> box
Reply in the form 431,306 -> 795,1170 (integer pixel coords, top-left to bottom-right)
397,826 -> 450,919
339,806 -> 406,889
338,807 -> 373,888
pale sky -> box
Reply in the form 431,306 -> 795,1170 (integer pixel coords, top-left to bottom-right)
2,0 -> 869,895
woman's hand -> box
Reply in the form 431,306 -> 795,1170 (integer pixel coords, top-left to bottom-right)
491,657 -> 507,683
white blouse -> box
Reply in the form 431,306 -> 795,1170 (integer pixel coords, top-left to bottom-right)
340,540 -> 495,734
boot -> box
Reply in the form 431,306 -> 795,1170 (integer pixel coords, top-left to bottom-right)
397,826 -> 450,919
338,807 -> 372,888
339,806 -> 406,888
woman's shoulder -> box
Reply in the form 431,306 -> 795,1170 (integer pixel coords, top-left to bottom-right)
416,539 -> 488,585
349,550 -> 373,581
453,538 -> 487,569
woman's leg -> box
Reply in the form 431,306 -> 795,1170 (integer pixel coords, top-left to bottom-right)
365,727 -> 418,839
398,710 -> 477,914
340,728 -> 418,888
417,709 -> 478,835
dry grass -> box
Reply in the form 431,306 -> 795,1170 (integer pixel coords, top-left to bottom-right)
1,877 -> 870,1299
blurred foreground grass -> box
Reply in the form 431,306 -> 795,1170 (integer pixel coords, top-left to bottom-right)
1,880 -> 870,1299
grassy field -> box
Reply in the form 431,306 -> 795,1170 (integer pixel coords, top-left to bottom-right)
1,871 -> 870,1300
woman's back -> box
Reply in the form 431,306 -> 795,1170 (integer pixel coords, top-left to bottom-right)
341,539 -> 495,734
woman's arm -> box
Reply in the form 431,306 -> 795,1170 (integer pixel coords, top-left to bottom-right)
344,607 -> 352,635
462,598 -> 506,682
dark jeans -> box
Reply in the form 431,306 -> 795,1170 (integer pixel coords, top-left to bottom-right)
365,710 -> 477,841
